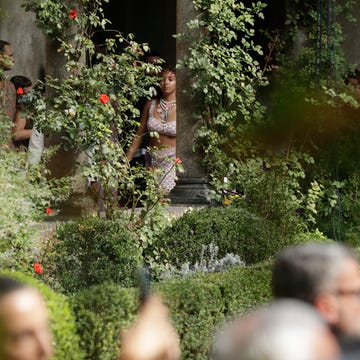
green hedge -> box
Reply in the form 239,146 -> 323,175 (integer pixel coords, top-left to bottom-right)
0,270 -> 83,360
71,262 -> 272,360
147,206 -> 287,269
71,283 -> 138,360
48,217 -> 143,294
156,277 -> 225,360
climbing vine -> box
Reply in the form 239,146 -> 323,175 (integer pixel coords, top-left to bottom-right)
179,0 -> 360,238
177,0 -> 268,189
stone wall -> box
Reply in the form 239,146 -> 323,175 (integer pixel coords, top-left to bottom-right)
0,0 -> 45,84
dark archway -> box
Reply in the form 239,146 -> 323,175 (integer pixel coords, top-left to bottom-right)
103,0 -> 177,65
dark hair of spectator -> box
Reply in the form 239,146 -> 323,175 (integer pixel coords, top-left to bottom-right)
0,276 -> 25,299
0,40 -> 10,54
161,63 -> 176,75
10,75 -> 32,90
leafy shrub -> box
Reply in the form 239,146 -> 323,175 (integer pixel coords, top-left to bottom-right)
316,172 -> 360,243
0,144 -> 67,271
216,152 -> 321,239
202,262 -> 272,317
158,262 -> 272,360
157,277 -> 225,360
47,217 -> 142,293
148,206 -> 288,270
290,230 -> 333,245
71,283 -> 138,360
70,263 -> 272,360
0,270 -> 83,360
161,243 -> 245,279
23,0 -> 170,220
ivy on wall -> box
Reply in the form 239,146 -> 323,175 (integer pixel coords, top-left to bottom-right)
177,0 -> 268,191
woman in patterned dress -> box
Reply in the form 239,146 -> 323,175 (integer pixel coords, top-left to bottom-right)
127,65 -> 177,193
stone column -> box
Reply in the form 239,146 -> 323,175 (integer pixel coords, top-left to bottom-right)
44,38 -> 79,179
169,0 -> 211,205
44,14 -> 96,217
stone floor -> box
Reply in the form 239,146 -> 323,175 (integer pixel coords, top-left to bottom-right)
38,204 -> 207,245
42,204 -> 205,226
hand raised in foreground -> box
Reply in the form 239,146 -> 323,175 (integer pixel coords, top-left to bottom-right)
119,295 -> 181,360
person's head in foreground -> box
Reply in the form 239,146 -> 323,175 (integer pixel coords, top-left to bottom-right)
272,242 -> 360,340
212,299 -> 340,360
0,276 -> 53,360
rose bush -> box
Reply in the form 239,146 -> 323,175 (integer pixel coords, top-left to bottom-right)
23,0 -> 177,222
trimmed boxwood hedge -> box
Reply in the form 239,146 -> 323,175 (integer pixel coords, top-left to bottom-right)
0,270 -> 83,360
147,206 -> 288,269
71,284 -> 138,360
71,262 -> 272,360
48,217 -> 143,294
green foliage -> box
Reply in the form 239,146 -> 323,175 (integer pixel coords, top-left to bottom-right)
290,229 -> 333,245
70,263 -> 271,360
0,270 -> 84,360
220,151 -> 323,235
265,1 -> 359,149
315,171 -> 360,243
23,0 -> 174,220
187,262 -> 272,317
177,0 -> 267,182
179,0 -> 360,239
148,206 -> 289,271
42,217 -> 143,293
0,142 -> 68,270
22,0 -> 74,39
71,283 -> 138,360
157,277 -> 225,360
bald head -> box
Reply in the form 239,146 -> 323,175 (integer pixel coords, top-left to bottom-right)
213,300 -> 340,360
0,278 -> 53,360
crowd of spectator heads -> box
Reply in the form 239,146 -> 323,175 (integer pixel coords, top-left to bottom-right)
1,241 -> 360,360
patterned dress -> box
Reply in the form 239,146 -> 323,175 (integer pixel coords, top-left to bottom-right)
146,100 -> 177,193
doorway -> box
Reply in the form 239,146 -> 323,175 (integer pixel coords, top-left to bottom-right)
103,0 -> 177,65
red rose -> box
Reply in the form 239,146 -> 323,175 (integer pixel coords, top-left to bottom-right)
69,8 -> 77,19
99,94 -> 110,104
16,87 -> 24,95
46,207 -> 52,215
174,157 -> 182,164
33,263 -> 43,274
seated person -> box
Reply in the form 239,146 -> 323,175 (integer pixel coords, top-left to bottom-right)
10,75 -> 33,150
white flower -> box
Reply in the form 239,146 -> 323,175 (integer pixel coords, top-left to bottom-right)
64,106 -> 77,116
